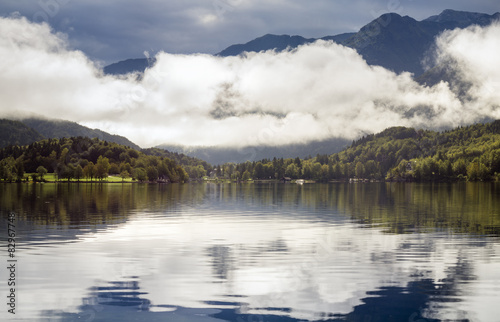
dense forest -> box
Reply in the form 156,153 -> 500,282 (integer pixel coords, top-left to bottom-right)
0,137 -> 189,183
0,118 -> 213,181
142,147 -> 212,180
1,120 -> 500,183
214,120 -> 500,182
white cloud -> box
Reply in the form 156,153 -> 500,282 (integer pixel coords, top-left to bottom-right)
0,16 -> 134,121
433,22 -> 500,117
0,16 -> 499,148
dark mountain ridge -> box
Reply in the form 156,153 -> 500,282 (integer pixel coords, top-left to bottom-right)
217,34 -> 316,57
424,9 -> 499,26
0,117 -> 140,150
348,10 -> 499,75
103,9 -> 500,77
0,119 -> 45,148
103,58 -> 156,76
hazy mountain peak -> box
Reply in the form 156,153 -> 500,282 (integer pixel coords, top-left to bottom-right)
424,9 -> 499,26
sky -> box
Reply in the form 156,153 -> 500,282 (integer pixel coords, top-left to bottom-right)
0,1 -> 499,149
0,0 -> 498,64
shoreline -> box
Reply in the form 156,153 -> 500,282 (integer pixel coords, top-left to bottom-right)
1,178 -> 495,184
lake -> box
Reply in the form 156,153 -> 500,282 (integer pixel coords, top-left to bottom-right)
1,182 -> 500,321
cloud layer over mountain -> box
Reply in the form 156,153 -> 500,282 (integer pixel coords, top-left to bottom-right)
1,16 -> 499,148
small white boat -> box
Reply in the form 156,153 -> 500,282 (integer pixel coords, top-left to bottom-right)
296,179 -> 305,185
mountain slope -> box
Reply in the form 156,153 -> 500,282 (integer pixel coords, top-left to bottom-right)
103,10 -> 499,77
0,119 -> 45,148
218,34 -> 316,56
218,10 -> 499,76
103,58 -> 156,76
424,9 -> 500,27
343,10 -> 499,75
331,120 -> 500,181
214,120 -> 500,182
320,32 -> 357,43
342,13 -> 440,75
157,137 -> 350,165
21,118 -> 141,150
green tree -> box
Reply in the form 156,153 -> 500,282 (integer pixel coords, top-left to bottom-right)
146,166 -> 159,182
263,163 -> 274,179
196,165 -> 207,178
453,159 -> 467,177
83,162 -> 95,181
0,157 -> 16,182
333,163 -> 342,179
355,162 -> 365,178
36,165 -> 48,181
302,162 -> 313,179
58,165 -> 72,181
319,164 -> 329,182
135,168 -> 147,182
253,162 -> 265,179
59,147 -> 69,164
242,170 -> 252,181
176,166 -> 189,182
312,162 -> 322,181
467,161 -> 490,181
294,157 -> 302,169
231,171 -> 241,181
95,156 -> 110,180
109,163 -> 120,175
364,160 -> 379,179
285,164 -> 300,179
128,149 -> 139,159
120,170 -> 130,182
157,162 -> 169,180
74,164 -> 83,181
439,160 -> 453,179
15,157 -> 25,182
343,163 -> 350,179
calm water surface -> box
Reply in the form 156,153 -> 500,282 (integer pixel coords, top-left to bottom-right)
1,182 -> 500,321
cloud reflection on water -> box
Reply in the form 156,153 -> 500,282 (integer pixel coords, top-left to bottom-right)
8,184 -> 499,321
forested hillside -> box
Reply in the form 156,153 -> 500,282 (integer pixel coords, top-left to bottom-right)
2,121 -> 500,183
0,137 -> 188,183
0,118 -> 213,179
142,148 -> 212,179
215,121 -> 500,182
22,118 -> 141,150
340,121 -> 500,181
0,119 -> 44,148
